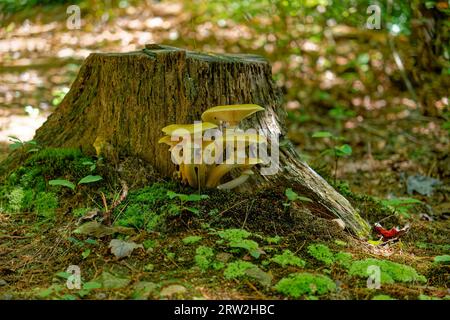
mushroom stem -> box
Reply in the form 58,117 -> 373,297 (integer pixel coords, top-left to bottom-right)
217,171 -> 252,190
182,163 -> 198,188
206,164 -> 235,188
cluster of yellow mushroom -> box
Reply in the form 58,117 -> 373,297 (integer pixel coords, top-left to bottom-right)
159,104 -> 266,190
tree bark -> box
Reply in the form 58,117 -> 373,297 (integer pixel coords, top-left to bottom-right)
33,44 -> 370,237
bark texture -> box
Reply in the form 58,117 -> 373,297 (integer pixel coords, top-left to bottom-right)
34,44 -> 370,237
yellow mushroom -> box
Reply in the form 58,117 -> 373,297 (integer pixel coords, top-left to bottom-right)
201,104 -> 265,128
161,122 -> 218,136
205,132 -> 267,164
205,158 -> 263,188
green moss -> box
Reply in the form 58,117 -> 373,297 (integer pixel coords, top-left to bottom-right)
34,192 -> 58,219
271,250 -> 306,268
113,182 -> 176,232
217,228 -> 251,242
195,246 -> 224,271
7,187 -> 24,212
349,258 -> 427,284
72,207 -> 94,218
307,244 -> 335,265
275,273 -> 336,298
372,294 -> 395,300
224,261 -> 257,279
335,252 -> 353,269
182,235 -> 203,245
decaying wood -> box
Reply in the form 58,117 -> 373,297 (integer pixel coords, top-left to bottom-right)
33,44 -> 370,237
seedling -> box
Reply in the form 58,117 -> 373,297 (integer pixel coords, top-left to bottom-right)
312,131 -> 352,184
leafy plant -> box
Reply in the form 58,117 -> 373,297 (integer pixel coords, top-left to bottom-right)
271,249 -> 306,268
49,175 -> 103,191
8,136 -> 39,153
167,191 -> 209,215
217,228 -> 262,258
312,131 -> 352,184
379,197 -> 422,218
349,258 -> 427,284
284,188 -> 312,207
275,273 -> 336,298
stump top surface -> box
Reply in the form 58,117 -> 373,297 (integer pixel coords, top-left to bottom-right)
91,44 -> 269,65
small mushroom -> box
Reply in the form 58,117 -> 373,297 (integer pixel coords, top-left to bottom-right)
201,104 -> 265,128
217,169 -> 254,190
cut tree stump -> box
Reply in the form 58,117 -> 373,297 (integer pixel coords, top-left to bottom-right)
33,44 -> 370,237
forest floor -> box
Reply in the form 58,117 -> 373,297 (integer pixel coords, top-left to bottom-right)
0,1 -> 448,300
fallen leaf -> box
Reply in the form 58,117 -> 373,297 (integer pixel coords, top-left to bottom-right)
95,271 -> 131,289
244,267 -> 273,287
109,239 -> 143,259
160,284 -> 187,297
74,221 -> 134,238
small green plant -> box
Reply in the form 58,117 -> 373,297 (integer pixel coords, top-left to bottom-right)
223,260 -> 257,279
271,250 -> 306,268
349,258 -> 427,284
307,244 -> 335,266
195,246 -> 224,271
265,235 -> 282,244
284,188 -> 312,207
275,273 -> 336,298
49,175 -> 103,191
8,136 -> 39,153
379,197 -> 422,218
167,191 -> 209,215
312,131 -> 352,184
217,228 -> 262,258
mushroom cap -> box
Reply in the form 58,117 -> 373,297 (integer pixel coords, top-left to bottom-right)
201,104 -> 265,125
158,135 -> 180,146
161,122 -> 218,135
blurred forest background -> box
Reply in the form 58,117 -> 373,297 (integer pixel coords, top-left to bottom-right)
0,0 -> 449,300
0,0 -> 448,201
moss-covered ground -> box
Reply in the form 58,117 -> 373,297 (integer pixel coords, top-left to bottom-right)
0,147 -> 448,300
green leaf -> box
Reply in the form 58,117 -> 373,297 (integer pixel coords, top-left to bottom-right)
285,188 -> 298,201
55,271 -> 71,279
49,179 -> 76,190
434,255 -> 450,264
335,144 -> 352,156
312,131 -> 333,138
81,249 -> 91,259
285,188 -> 312,202
82,281 -> 102,290
78,175 -> 103,185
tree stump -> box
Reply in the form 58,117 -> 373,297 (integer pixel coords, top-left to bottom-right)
33,44 -> 370,237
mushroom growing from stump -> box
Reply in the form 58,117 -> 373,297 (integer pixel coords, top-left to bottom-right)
160,122 -> 218,187
159,104 -> 266,190
201,104 -> 265,128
